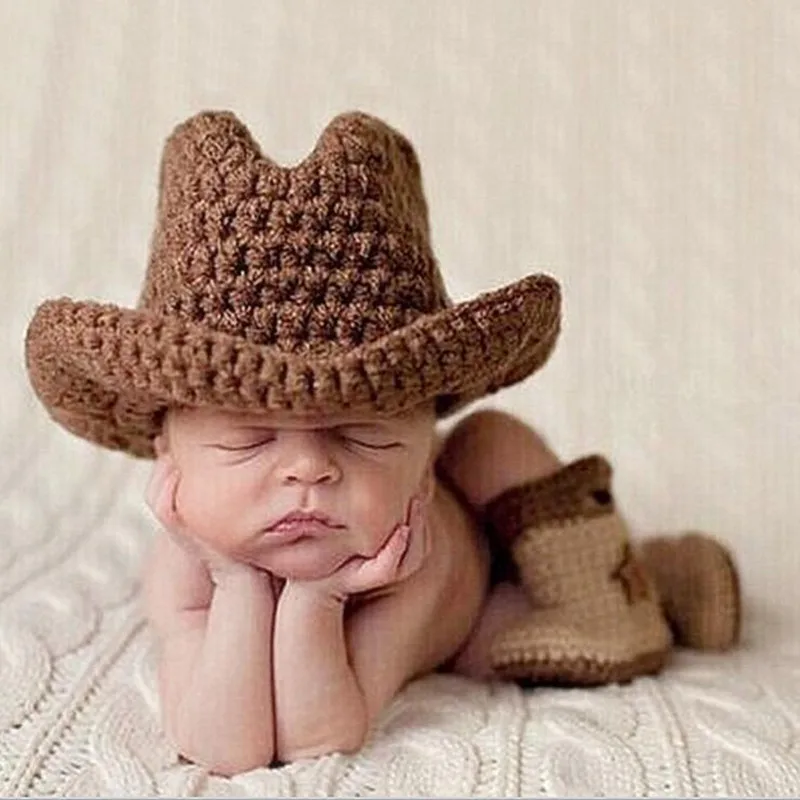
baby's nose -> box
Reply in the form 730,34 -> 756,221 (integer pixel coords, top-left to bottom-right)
278,442 -> 341,486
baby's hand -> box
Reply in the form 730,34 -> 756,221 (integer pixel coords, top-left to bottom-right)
145,451 -> 253,584
294,488 -> 431,604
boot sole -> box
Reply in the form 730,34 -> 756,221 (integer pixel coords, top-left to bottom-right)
493,646 -> 670,687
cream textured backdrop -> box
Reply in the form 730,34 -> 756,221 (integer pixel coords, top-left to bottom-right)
2,2 -> 799,796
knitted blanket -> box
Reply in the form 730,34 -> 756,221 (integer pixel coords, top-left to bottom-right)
1,426 -> 799,798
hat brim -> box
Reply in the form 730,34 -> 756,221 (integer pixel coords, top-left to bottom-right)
25,273 -> 560,458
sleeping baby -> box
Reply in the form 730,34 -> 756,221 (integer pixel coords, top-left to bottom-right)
24,109 -> 741,776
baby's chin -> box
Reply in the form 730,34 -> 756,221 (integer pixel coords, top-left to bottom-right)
250,539 -> 354,581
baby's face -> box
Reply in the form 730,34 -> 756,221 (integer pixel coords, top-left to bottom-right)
160,403 -> 437,580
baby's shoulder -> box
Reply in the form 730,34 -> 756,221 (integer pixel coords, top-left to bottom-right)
409,476 -> 491,671
429,474 -> 491,598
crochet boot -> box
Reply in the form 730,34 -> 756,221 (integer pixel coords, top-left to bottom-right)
637,532 -> 741,650
482,455 -> 673,686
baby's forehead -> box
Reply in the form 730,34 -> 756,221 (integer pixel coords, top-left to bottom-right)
249,412 -> 401,429
186,407 -> 416,431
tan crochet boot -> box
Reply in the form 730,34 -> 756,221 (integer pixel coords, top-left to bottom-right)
482,455 -> 673,686
637,533 -> 741,650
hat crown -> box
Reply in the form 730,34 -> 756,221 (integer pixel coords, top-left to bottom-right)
138,110 -> 450,355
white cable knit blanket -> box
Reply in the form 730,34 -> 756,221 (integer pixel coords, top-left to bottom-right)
1,434 -> 799,797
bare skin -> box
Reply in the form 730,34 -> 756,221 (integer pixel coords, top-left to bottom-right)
141,404 -> 561,775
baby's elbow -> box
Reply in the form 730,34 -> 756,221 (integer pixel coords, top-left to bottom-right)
334,722 -> 368,756
177,737 -> 275,778
207,749 -> 274,778
277,719 -> 367,764
167,713 -> 274,777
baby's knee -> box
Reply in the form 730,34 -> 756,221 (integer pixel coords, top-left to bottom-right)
436,408 -> 561,509
438,408 -> 557,470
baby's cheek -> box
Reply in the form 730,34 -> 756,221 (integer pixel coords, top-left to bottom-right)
175,471 -> 237,548
370,484 -> 417,540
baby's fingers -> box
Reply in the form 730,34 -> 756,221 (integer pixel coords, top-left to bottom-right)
144,458 -> 170,515
160,468 -> 184,532
353,525 -> 410,586
149,460 -> 187,537
144,458 -> 208,565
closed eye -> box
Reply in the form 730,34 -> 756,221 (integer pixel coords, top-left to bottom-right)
207,434 -> 400,452
346,439 -> 399,450
212,438 -> 275,452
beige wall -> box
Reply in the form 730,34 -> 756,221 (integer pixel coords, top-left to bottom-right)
2,1 -> 797,632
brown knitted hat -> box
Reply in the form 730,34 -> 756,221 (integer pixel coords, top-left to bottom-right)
24,110 -> 561,458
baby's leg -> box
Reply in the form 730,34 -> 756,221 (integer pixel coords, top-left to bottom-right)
435,409 -> 562,680
446,582 -> 531,680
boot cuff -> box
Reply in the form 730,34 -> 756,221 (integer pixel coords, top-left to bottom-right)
482,454 -> 616,546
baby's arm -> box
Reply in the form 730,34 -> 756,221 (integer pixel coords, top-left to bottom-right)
143,529 -> 276,776
273,499 -> 435,762
272,582 -> 368,761
272,576 -> 436,763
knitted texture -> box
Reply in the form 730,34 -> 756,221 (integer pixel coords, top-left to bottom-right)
490,517 -> 673,685
484,455 -> 674,685
483,456 -> 741,683
639,532 -> 741,650
482,454 -> 616,547
23,110 -> 561,459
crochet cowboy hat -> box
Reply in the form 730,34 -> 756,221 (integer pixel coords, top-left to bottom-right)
25,110 -> 561,459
